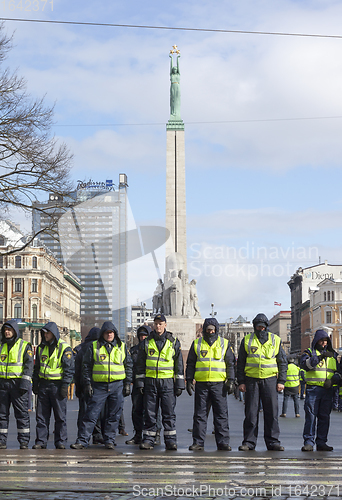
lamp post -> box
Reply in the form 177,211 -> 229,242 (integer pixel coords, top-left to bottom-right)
210,303 -> 217,318
141,302 -> 146,325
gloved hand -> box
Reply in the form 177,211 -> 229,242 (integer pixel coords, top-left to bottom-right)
224,379 -> 235,396
59,384 -> 68,399
139,387 -> 144,395
123,384 -> 131,397
324,379 -> 332,389
84,384 -> 93,399
32,381 -> 39,395
186,380 -> 194,396
175,388 -> 183,397
325,373 -> 342,389
319,351 -> 334,360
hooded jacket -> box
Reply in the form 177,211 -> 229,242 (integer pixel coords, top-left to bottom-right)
74,327 -> 100,395
300,329 -> 338,372
82,321 -> 132,387
186,317 -> 235,381
0,319 -> 33,390
130,325 -> 152,382
236,313 -> 288,385
32,321 -> 75,387
135,325 -> 185,390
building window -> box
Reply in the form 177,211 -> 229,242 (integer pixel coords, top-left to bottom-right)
14,303 -> 21,319
0,255 -> 3,268
0,304 -> 3,321
326,310 -> 332,324
332,291 -> 335,301
0,236 -> 4,246
15,256 -> 21,268
32,256 -> 37,269
14,278 -> 22,292
327,291 -> 331,301
32,279 -> 37,293
32,304 -> 37,321
0,279 -> 3,293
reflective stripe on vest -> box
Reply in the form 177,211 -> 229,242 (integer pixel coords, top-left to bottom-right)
244,332 -> 280,379
284,363 -> 300,388
0,339 -> 29,379
145,338 -> 175,379
194,336 -> 228,382
305,348 -> 337,387
38,340 -> 70,380
92,341 -> 126,382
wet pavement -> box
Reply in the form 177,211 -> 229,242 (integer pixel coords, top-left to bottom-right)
1,395 -> 342,498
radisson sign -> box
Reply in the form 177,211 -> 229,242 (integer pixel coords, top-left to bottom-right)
76,179 -> 114,191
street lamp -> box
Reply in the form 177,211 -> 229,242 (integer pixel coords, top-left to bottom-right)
210,303 -> 217,318
141,302 -> 146,324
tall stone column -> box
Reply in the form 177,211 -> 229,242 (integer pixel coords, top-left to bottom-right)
165,126 -> 187,275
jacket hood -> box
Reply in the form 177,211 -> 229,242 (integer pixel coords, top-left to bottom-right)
202,317 -> 220,345
41,321 -> 60,343
1,319 -> 20,343
99,321 -> 120,344
252,313 -> 269,329
312,329 -> 333,351
85,327 -> 100,343
137,325 -> 152,338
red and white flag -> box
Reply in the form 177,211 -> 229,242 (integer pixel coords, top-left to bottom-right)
274,301 -> 281,306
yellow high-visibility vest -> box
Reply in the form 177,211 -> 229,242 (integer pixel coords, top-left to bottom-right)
194,337 -> 228,382
244,332 -> 280,379
145,338 -> 174,379
92,341 -> 126,382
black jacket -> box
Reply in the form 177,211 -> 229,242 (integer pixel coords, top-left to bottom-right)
135,329 -> 185,390
74,327 -> 100,396
186,317 -> 235,381
130,325 -> 152,383
300,329 -> 338,372
82,321 -> 132,386
32,321 -> 75,387
0,319 -> 33,391
237,314 -> 288,385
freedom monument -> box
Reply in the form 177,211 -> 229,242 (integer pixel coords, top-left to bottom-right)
153,46 -> 202,352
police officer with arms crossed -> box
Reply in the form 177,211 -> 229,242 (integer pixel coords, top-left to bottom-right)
136,313 -> 185,450
186,317 -> 235,451
71,321 -> 132,449
300,329 -> 340,452
237,313 -> 288,451
32,322 -> 75,449
0,320 -> 33,449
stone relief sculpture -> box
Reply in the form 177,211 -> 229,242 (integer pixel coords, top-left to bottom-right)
152,253 -> 201,318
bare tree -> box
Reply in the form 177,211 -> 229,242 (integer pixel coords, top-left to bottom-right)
0,25 -> 74,254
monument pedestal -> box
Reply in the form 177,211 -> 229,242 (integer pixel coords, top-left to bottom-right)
166,316 -> 202,360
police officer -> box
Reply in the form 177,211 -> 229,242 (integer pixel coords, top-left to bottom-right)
126,325 -> 152,445
32,322 -> 75,449
74,327 -> 104,444
237,313 -> 288,451
0,320 -> 33,449
280,358 -> 300,418
136,313 -> 184,450
300,329 -> 340,452
186,318 -> 235,451
70,321 -> 132,449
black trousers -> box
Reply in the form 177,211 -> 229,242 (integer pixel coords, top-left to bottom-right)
143,378 -> 176,445
35,381 -> 67,447
0,380 -> 30,446
242,376 -> 281,449
193,381 -> 229,447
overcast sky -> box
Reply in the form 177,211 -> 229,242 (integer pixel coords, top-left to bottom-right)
4,0 -> 342,322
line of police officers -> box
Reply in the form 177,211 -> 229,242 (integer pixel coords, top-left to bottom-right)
0,312 -> 340,451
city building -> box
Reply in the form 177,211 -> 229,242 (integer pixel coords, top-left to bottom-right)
268,310 -> 291,355
219,315 -> 254,354
0,220 -> 82,347
32,175 -> 128,339
131,303 -> 154,333
309,278 -> 342,351
287,261 -> 342,353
